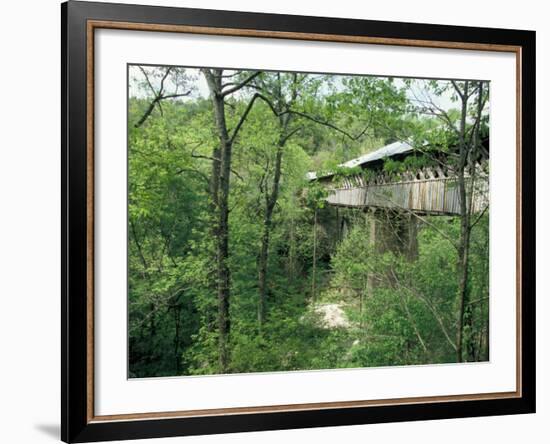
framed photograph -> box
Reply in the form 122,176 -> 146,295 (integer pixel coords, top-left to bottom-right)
61,1 -> 535,442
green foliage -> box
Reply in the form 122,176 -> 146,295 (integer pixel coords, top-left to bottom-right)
383,154 -> 437,176
305,181 -> 329,209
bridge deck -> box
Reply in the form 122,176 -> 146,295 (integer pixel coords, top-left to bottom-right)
326,170 -> 488,215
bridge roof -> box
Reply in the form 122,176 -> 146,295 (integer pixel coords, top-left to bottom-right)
307,140 -> 413,181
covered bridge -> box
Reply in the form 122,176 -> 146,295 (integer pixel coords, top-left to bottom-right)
308,140 -> 489,216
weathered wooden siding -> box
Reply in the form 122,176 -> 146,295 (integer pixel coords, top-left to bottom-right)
326,166 -> 489,215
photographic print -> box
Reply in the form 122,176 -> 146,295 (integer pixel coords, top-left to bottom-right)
127,65 -> 490,378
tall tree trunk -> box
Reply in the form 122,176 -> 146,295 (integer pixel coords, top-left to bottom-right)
366,209 -> 377,293
217,137 -> 232,371
455,81 -> 471,363
255,74 -> 302,325
258,140 -> 284,326
456,80 -> 488,362
210,146 -> 220,207
311,208 -> 318,301
465,81 -> 487,362
257,221 -> 270,327
172,303 -> 181,374
455,202 -> 471,362
203,69 -> 232,372
482,232 -> 490,360
287,209 -> 297,283
202,68 -> 267,369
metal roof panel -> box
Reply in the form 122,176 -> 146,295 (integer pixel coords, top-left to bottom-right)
308,141 -> 413,180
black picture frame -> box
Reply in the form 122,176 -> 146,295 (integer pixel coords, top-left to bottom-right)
61,1 -> 536,442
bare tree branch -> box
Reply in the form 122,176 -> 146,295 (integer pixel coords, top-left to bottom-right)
221,72 -> 261,97
175,167 -> 210,186
190,153 -> 244,181
287,110 -> 371,141
280,126 -> 302,145
469,201 -> 489,230
390,270 -> 457,351
138,66 -> 157,96
451,80 -> 465,100
134,67 -> 191,128
229,93 -> 266,144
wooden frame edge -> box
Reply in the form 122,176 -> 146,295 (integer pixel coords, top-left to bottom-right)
86,18 -> 95,424
89,19 -> 521,53
515,46 -> 523,398
90,391 -> 520,423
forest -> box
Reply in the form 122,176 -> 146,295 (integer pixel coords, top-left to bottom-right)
127,65 -> 490,378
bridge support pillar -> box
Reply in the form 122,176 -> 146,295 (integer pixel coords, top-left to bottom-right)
365,209 -> 418,292
367,209 -> 418,260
